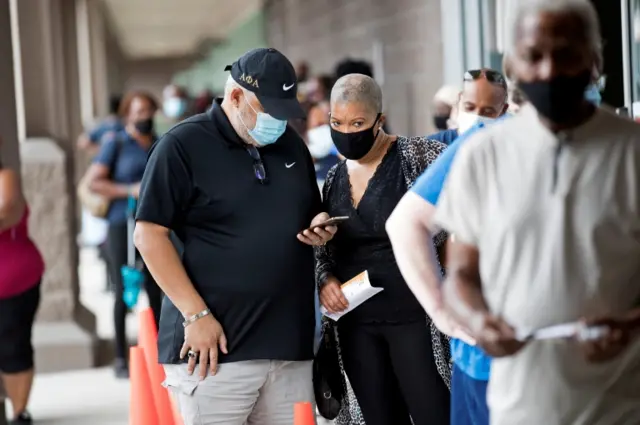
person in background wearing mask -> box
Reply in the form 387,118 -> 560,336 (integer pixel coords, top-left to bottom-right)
387,69 -> 511,425
427,69 -> 507,145
432,85 -> 460,131
83,91 -> 163,379
455,70 -> 509,133
77,95 -> 124,154
0,141 -> 45,425
133,48 -> 335,425
306,75 -> 339,185
427,0 -> 640,424
156,84 -> 191,136
316,73 -> 451,425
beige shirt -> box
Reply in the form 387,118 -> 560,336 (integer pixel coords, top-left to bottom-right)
434,104 -> 640,425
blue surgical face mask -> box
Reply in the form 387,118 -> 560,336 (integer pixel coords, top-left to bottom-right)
584,84 -> 602,106
240,99 -> 287,146
163,97 -> 187,119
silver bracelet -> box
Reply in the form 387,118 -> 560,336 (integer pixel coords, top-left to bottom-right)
182,309 -> 211,328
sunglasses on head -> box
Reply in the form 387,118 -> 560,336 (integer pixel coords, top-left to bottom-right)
464,69 -> 508,91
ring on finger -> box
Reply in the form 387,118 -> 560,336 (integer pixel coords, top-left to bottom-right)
187,349 -> 199,358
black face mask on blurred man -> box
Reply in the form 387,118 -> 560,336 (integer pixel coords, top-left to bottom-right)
518,71 -> 592,124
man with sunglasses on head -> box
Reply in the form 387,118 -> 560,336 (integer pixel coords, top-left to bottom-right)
388,68 -> 509,425
134,48 -> 336,425
427,69 -> 508,145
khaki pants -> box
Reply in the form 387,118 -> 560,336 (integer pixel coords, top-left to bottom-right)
163,360 -> 315,425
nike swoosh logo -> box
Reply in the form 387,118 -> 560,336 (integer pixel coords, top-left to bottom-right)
283,83 -> 295,91
285,162 -> 296,168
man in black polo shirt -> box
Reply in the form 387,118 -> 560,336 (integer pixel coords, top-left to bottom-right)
134,48 -> 336,425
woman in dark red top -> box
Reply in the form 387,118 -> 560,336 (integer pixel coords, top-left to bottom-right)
0,146 -> 44,425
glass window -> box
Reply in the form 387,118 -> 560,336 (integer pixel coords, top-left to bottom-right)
482,0 -> 519,72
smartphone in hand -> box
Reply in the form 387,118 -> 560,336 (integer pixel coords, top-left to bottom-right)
305,216 -> 349,232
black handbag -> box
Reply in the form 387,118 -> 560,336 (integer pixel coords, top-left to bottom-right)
313,324 -> 345,420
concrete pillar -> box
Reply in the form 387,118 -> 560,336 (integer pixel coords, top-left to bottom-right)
15,0 -> 96,372
88,0 -> 110,119
0,0 -> 20,170
76,0 -> 95,126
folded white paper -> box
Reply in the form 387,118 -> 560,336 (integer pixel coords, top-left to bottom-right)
321,271 -> 384,321
516,321 -> 609,342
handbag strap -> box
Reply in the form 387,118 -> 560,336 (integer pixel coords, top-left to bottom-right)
107,132 -> 126,179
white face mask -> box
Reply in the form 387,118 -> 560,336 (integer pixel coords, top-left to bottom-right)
456,110 -> 497,135
306,124 -> 334,159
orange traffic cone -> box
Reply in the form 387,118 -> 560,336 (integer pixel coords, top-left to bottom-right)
138,308 -> 176,425
294,402 -> 315,425
129,346 -> 160,425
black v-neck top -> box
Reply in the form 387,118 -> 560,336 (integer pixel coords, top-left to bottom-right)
325,142 -> 424,323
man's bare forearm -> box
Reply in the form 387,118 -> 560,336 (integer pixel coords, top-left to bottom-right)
386,195 -> 444,316
134,223 -> 207,317
443,262 -> 490,329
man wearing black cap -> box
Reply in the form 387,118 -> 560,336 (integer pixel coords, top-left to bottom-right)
134,48 -> 336,424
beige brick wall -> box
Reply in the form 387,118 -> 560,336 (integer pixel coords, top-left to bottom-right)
265,0 -> 445,137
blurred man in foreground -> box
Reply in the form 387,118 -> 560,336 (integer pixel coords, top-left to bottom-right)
430,1 -> 640,424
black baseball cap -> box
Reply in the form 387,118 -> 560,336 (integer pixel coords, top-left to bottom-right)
225,48 -> 305,120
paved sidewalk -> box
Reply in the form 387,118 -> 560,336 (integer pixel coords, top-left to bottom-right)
12,248 -> 332,424
23,368 -> 130,425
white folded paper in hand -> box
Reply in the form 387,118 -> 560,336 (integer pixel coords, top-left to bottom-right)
320,271 -> 383,321
516,321 -> 610,342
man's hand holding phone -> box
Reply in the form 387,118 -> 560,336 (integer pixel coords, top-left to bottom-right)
297,212 -> 346,246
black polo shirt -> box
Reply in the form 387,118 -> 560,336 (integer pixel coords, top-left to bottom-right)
136,99 -> 322,364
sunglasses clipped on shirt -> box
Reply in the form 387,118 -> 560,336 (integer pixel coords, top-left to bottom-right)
464,69 -> 508,91
245,145 -> 269,184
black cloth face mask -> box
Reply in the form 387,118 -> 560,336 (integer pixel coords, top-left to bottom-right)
433,115 -> 449,131
134,118 -> 154,135
517,70 -> 592,124
330,114 -> 381,160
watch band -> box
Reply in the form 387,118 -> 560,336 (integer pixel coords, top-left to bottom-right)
182,309 -> 211,328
